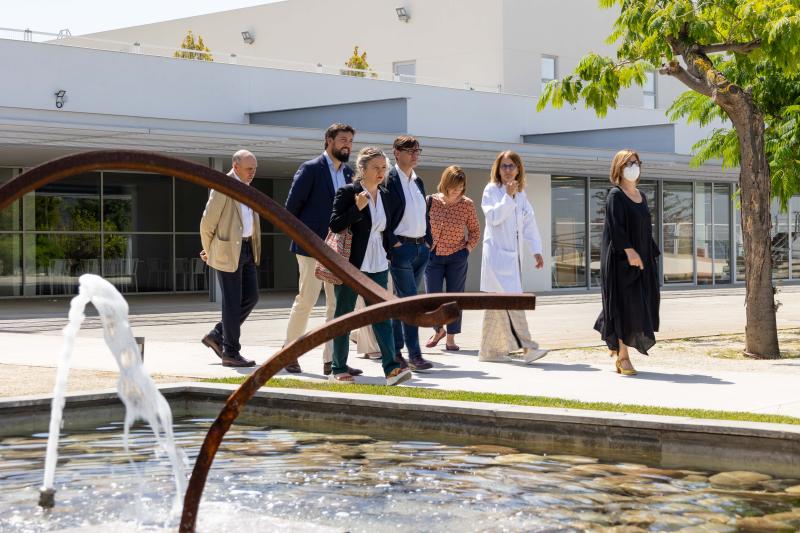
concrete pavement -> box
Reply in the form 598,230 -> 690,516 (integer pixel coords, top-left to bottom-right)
1,285 -> 799,417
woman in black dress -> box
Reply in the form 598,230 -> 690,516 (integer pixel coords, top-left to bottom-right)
594,149 -> 660,376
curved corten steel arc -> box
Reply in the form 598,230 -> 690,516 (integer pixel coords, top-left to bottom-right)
0,150 -> 536,532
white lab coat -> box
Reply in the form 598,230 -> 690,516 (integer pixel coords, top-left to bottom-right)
480,182 -> 542,293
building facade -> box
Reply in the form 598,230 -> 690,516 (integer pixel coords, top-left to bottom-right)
1,1 -> 798,299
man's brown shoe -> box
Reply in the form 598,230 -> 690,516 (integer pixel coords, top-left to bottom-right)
221,353 -> 256,367
201,334 -> 223,359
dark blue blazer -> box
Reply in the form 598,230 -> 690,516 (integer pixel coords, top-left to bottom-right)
285,154 -> 354,256
384,166 -> 433,250
329,182 -> 392,270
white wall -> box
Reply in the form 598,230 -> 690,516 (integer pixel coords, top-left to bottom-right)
2,38 -> 706,151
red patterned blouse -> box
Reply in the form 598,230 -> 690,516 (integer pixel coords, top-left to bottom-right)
428,194 -> 481,256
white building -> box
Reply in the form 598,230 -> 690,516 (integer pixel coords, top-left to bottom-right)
0,1 -> 797,300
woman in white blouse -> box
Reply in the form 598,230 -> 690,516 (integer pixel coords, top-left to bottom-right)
479,150 -> 548,363
328,147 -> 413,386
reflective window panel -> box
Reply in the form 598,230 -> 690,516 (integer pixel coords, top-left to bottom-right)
104,234 -> 173,293
0,234 -> 22,296
103,172 -> 172,232
792,197 -> 800,279
551,177 -> 586,288
175,234 -> 206,292
0,168 -> 21,231
30,233 -> 101,295
29,173 -> 101,232
662,182 -> 694,283
713,184 -> 732,284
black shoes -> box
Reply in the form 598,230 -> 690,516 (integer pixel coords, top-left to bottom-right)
394,353 -> 409,369
322,362 -> 363,376
221,353 -> 256,367
285,362 -> 302,374
408,355 -> 433,371
201,334 -> 223,359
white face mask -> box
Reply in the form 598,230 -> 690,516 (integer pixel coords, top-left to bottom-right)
622,164 -> 640,182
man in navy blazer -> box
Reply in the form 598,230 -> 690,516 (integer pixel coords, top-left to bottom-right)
283,123 -> 362,376
385,135 -> 434,372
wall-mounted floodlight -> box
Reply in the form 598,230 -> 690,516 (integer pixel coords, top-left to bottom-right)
395,7 -> 410,22
54,90 -> 66,109
241,30 -> 255,44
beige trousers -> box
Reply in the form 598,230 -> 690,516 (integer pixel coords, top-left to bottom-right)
284,254 -> 336,362
479,309 -> 539,361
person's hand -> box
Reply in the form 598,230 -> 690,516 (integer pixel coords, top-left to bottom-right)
199,249 -> 208,263
534,253 -> 544,269
355,191 -> 369,210
625,248 -> 644,270
393,242 -> 402,248
505,180 -> 519,197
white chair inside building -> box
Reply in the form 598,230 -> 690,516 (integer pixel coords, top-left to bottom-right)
47,259 -> 70,295
189,257 -> 207,291
146,258 -> 169,291
105,258 -> 140,293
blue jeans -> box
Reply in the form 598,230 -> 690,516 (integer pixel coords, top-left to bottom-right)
424,248 -> 469,334
389,241 -> 430,357
332,270 -> 399,377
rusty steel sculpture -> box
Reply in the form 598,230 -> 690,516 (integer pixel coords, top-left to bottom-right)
0,150 -> 536,532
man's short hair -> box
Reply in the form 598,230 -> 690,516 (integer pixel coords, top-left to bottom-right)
393,135 -> 419,152
324,123 -> 356,147
232,149 -> 255,164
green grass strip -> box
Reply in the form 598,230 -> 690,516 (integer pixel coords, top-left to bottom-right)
203,377 -> 800,426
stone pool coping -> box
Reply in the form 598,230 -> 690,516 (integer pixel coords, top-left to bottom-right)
3,382 -> 799,477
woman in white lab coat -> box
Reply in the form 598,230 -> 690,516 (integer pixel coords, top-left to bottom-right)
479,150 -> 548,363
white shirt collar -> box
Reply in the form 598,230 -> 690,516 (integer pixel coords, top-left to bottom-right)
395,163 -> 417,182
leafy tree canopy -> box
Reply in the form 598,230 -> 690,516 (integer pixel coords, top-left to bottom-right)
538,0 -> 800,208
174,30 -> 213,62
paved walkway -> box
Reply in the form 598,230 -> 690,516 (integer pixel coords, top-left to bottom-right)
2,286 -> 799,416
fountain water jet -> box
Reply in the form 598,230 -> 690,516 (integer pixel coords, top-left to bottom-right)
39,274 -> 187,511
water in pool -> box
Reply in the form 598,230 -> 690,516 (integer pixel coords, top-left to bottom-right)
1,417 -> 799,532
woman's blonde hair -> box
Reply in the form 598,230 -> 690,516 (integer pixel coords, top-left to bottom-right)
354,146 -> 389,181
489,150 -> 526,191
437,165 -> 467,195
609,149 -> 641,185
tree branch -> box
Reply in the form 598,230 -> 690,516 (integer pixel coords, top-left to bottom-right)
697,39 -> 762,55
659,60 -> 713,98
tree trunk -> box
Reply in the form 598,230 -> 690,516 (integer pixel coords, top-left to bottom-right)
728,96 -> 780,358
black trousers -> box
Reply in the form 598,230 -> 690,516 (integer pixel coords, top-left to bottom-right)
211,240 -> 259,356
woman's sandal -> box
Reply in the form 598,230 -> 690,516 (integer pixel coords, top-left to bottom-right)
615,357 -> 637,376
425,328 -> 446,348
328,373 -> 355,383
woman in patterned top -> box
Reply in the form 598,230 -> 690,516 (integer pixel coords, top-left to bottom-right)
424,166 -> 481,351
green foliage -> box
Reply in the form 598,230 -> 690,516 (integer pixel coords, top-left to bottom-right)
174,30 -> 213,61
537,0 -> 800,207
342,45 -> 377,78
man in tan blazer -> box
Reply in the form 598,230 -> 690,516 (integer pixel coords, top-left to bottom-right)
199,150 -> 261,367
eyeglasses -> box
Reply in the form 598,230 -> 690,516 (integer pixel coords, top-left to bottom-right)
624,159 -> 642,168
499,163 -> 517,171
401,148 -> 423,155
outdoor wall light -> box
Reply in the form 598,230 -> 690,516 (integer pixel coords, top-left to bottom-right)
241,30 -> 255,44
54,90 -> 66,109
395,7 -> 410,22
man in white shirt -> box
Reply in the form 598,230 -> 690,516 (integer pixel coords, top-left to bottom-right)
199,150 -> 261,367
385,136 -> 434,371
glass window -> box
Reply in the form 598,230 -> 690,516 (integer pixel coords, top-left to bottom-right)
29,173 -> 100,232
541,56 -> 557,92
104,234 -> 173,293
31,233 -> 101,295
589,179 -> 610,287
643,71 -> 656,109
713,184 -> 732,283
251,177 -> 292,233
261,234 -> 298,290
103,172 -> 172,232
552,177 -> 586,288
0,234 -> 22,297
0,168 -> 22,231
393,60 -> 416,83
663,182 -> 693,283
735,205 -> 745,282
791,196 -> 800,279
175,179 -> 210,233
771,199 -> 790,280
695,183 -> 713,285
175,234 -> 205,292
